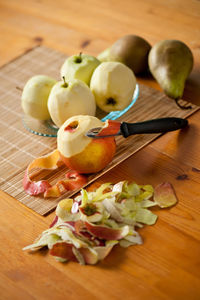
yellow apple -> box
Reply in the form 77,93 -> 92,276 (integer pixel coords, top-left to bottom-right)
57,115 -> 116,174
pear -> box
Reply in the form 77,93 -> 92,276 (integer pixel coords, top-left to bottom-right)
148,40 -> 194,109
97,35 -> 151,74
97,48 -> 110,62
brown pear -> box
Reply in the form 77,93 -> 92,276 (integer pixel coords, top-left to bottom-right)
98,35 -> 151,74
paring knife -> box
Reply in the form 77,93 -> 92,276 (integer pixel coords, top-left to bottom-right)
86,117 -> 188,138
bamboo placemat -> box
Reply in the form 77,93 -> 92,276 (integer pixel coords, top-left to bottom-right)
0,46 -> 198,215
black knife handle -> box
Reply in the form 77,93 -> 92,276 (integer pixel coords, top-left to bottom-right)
120,118 -> 188,138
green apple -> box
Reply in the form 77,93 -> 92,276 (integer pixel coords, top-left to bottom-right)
48,77 -> 96,127
60,53 -> 100,86
90,62 -> 136,112
21,75 -> 56,120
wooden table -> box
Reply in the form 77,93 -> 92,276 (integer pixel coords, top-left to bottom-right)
0,1 -> 200,299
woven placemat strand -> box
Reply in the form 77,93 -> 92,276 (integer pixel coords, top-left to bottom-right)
0,46 -> 198,215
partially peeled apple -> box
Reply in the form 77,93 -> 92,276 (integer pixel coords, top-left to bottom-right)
57,115 -> 117,174
60,53 -> 100,86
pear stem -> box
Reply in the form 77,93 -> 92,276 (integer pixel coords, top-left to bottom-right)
62,76 -> 68,88
175,98 -> 192,110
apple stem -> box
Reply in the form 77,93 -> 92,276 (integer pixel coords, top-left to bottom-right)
75,52 -> 82,63
62,76 -> 68,88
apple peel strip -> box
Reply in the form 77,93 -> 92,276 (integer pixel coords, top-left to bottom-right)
23,149 -> 87,198
97,120 -> 121,137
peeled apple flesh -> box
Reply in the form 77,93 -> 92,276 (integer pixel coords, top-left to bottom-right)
48,79 -> 96,127
90,62 -> 136,113
21,75 -> 56,120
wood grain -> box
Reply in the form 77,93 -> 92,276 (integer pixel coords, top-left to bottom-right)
0,0 -> 200,299
1,141 -> 200,300
0,0 -> 200,106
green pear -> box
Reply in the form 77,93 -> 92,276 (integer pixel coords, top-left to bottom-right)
148,40 -> 193,108
97,35 -> 151,74
60,53 -> 100,86
21,75 -> 56,120
97,48 -> 111,62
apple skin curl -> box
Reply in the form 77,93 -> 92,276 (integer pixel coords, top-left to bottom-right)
23,149 -> 87,198
97,120 -> 121,137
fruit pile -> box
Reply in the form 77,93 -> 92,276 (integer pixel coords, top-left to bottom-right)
21,52 -> 136,128
21,35 -> 193,129
23,180 -> 177,265
98,35 -> 193,109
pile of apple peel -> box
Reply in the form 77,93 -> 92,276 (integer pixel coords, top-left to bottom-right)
23,180 -> 177,265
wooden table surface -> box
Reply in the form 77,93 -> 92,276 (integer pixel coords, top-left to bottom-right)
0,1 -> 200,299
